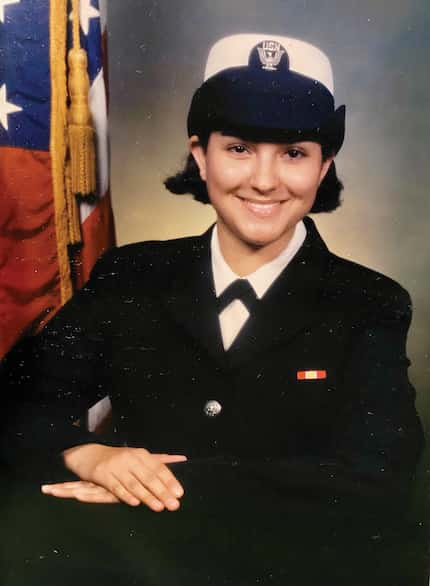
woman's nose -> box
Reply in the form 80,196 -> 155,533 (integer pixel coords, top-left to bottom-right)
249,156 -> 279,194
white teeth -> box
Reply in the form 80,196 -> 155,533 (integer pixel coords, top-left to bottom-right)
242,200 -> 281,217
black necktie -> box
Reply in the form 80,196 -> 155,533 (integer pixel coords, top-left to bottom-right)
216,279 -> 258,314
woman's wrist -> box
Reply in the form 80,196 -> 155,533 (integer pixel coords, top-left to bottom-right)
62,443 -> 108,478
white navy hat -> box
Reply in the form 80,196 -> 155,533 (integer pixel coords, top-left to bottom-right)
187,34 -> 345,152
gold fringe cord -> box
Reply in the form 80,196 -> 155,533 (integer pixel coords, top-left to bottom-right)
49,0 -> 73,303
65,160 -> 82,244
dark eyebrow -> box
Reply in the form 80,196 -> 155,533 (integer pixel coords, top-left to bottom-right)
218,129 -> 304,146
218,132 -> 307,150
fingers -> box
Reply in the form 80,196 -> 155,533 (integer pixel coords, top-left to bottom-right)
152,454 -> 188,463
125,465 -> 179,511
135,449 -> 185,500
108,471 -> 166,511
110,450 -> 182,510
41,479 -> 160,509
90,450 -> 185,510
41,481 -> 120,504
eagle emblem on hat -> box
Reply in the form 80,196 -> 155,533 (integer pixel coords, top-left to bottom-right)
257,40 -> 285,71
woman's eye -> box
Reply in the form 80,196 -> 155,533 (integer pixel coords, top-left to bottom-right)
228,145 -> 248,154
286,148 -> 303,159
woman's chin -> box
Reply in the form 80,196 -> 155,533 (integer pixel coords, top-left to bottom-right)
236,224 -> 295,250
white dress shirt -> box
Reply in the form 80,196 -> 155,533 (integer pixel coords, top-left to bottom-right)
211,221 -> 307,350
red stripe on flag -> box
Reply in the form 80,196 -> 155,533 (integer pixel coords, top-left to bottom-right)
0,147 -> 61,357
72,191 -> 116,289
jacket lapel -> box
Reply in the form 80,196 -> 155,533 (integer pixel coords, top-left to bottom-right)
162,227 -> 226,365
162,218 -> 331,370
225,217 -> 331,368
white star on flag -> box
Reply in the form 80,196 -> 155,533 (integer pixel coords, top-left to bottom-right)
69,0 -> 100,36
0,0 -> 20,23
0,84 -> 22,131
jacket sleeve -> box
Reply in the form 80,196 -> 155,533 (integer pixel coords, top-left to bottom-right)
1,248 -> 124,477
244,287 -> 424,508
332,288 -> 423,492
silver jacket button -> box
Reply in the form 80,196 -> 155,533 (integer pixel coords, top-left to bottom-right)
204,400 -> 222,417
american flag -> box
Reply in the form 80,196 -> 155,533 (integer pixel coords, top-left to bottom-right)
0,0 -> 115,359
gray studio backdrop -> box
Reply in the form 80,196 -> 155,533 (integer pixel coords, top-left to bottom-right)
107,0 -> 430,427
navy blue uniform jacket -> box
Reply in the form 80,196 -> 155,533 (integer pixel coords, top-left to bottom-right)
5,216 -> 423,500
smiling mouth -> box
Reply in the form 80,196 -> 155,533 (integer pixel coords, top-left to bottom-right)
238,197 -> 286,218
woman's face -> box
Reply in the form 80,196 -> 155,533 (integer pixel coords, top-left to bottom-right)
191,131 -> 333,254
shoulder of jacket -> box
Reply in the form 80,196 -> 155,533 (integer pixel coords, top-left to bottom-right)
326,253 -> 412,318
89,233 -> 205,277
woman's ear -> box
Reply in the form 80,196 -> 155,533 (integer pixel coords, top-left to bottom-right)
319,155 -> 335,185
189,135 -> 207,181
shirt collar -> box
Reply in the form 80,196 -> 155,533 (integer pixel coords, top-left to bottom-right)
211,220 -> 307,299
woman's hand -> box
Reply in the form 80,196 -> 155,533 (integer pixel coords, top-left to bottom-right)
53,445 -> 187,510
42,480 -> 120,503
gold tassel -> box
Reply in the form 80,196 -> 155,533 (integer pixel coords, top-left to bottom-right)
65,159 -> 82,244
67,0 -> 96,199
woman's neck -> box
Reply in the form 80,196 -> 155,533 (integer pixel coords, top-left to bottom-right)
216,223 -> 295,277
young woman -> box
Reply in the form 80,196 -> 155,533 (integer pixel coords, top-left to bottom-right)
4,34 -> 424,585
